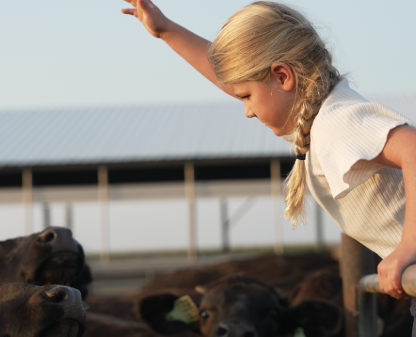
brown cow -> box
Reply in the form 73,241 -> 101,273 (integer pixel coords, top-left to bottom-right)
139,274 -> 344,337
85,253 -> 337,322
0,283 -> 86,337
287,268 -> 413,337
0,227 -> 92,299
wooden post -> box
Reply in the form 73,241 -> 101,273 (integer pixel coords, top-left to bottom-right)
185,162 -> 197,261
22,169 -> 33,235
220,198 -> 230,252
98,166 -> 110,265
271,160 -> 283,254
66,203 -> 73,231
43,202 -> 50,229
315,201 -> 325,251
341,234 -> 377,337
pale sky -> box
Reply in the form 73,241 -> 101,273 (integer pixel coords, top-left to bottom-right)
0,1 -> 414,252
1,0 -> 416,110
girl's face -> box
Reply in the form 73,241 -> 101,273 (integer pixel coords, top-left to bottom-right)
227,63 -> 298,137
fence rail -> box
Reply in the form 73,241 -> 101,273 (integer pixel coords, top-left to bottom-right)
358,264 -> 416,337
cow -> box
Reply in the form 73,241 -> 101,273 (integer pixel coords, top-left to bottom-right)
139,274 -> 344,337
286,268 -> 413,337
0,283 -> 86,337
84,253 -> 337,323
0,227 -> 91,299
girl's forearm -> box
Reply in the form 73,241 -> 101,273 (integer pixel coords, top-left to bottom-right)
160,20 -> 236,98
400,151 -> 416,243
372,125 -> 416,297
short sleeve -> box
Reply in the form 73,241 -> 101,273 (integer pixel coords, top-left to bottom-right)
311,102 -> 413,199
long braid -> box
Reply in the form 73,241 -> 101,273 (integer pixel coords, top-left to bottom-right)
285,58 -> 340,227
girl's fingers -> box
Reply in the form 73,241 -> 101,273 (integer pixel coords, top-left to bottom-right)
138,0 -> 155,10
121,8 -> 136,15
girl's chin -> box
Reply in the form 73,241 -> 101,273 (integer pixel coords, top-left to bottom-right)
270,127 -> 284,137
269,125 -> 294,137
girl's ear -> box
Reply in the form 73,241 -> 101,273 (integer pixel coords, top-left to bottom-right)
270,62 -> 295,92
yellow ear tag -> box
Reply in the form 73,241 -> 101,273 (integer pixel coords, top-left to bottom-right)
294,327 -> 306,337
166,295 -> 200,324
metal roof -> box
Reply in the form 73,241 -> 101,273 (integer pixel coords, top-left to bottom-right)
0,94 -> 414,168
0,102 -> 292,168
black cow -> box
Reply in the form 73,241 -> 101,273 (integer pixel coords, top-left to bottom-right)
287,269 -> 413,337
0,283 -> 86,337
0,227 -> 90,297
139,274 -> 344,337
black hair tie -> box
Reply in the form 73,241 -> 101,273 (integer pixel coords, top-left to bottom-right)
296,154 -> 306,160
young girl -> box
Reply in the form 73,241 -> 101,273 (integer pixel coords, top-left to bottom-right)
122,0 -> 416,332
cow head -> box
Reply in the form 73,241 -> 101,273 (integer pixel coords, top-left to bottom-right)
139,274 -> 343,337
0,227 -> 85,287
0,283 -> 86,337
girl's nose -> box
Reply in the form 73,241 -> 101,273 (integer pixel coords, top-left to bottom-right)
245,105 -> 256,118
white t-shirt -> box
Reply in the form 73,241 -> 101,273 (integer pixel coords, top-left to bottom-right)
291,78 -> 415,259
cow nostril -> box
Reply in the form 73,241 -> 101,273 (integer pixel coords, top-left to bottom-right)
44,232 -> 55,243
216,324 -> 228,337
38,229 -> 57,243
44,287 -> 68,303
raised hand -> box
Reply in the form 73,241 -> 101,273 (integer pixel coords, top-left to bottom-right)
121,0 -> 169,38
120,0 -> 234,97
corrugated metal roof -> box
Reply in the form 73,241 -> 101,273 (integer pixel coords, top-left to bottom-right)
0,94 -> 414,168
0,102 -> 292,167
365,93 -> 416,120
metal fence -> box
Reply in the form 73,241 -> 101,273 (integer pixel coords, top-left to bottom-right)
358,265 -> 416,336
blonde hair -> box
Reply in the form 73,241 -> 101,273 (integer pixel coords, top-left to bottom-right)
209,1 -> 340,228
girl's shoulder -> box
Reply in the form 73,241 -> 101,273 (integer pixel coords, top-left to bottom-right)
311,78 -> 415,139
309,78 -> 413,199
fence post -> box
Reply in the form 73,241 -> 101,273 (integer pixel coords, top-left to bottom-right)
315,201 -> 325,252
22,169 -> 33,235
270,160 -> 283,255
220,198 -> 230,252
341,234 -> 377,337
185,162 -> 197,261
43,202 -> 50,229
98,166 -> 110,265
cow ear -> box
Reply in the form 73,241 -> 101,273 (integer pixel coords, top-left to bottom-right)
281,300 -> 343,337
139,293 -> 200,335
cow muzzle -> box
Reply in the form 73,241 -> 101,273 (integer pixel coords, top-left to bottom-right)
215,321 -> 257,337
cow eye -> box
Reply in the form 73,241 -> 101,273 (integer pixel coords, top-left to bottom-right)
200,311 -> 210,319
269,310 -> 279,318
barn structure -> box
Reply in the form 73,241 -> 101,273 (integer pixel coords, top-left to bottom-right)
0,102 -> 299,262
0,94 -> 414,263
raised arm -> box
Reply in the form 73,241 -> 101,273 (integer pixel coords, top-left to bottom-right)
121,0 -> 237,98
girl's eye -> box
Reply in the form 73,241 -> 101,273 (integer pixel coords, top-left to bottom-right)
200,311 -> 210,319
